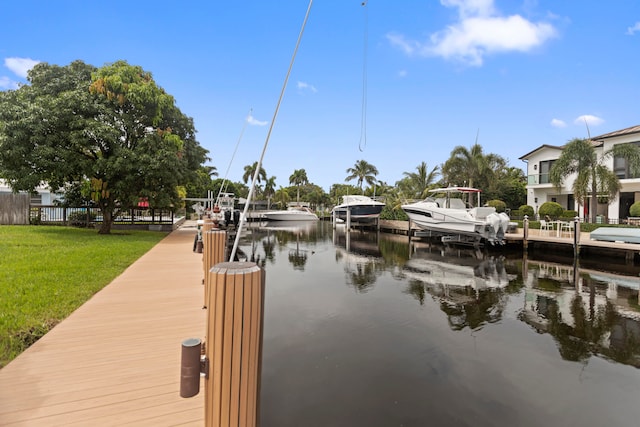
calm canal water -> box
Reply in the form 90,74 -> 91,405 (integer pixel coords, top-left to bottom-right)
236,220 -> 640,427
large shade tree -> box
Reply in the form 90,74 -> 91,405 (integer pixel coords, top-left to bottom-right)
345,159 -> 378,192
0,60 -> 208,233
550,137 -> 640,223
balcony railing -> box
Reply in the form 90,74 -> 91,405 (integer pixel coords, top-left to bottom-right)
527,173 -> 551,185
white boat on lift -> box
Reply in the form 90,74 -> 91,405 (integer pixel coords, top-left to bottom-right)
263,206 -> 319,221
332,195 -> 385,223
401,186 -> 510,245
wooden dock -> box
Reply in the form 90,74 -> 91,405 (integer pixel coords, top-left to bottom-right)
375,220 -> 640,262
0,224 -> 206,426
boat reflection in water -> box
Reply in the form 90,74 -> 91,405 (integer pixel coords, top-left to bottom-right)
401,243 -> 519,330
235,223 -> 640,426
249,220 -> 320,270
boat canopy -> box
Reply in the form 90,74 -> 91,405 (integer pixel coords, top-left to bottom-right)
428,186 -> 482,194
428,186 -> 482,207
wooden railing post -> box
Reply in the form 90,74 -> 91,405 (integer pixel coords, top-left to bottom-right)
205,262 -> 264,427
202,228 -> 227,308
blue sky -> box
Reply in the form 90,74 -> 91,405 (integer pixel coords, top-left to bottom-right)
1,1 -> 639,192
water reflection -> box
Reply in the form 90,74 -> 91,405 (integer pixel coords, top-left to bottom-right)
521,259 -> 640,367
237,222 -> 640,426
401,244 -> 521,331
333,230 -> 384,293
246,220 -> 322,270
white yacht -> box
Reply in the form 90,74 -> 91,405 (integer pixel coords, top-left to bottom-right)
401,186 -> 510,245
332,195 -> 385,223
263,206 -> 319,221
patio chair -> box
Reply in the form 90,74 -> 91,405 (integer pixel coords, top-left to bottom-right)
560,221 -> 573,238
539,219 -> 553,235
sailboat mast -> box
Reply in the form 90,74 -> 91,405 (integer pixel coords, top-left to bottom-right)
229,0 -> 314,261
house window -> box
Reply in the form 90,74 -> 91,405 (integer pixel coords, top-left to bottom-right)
539,160 -> 555,184
614,141 -> 640,179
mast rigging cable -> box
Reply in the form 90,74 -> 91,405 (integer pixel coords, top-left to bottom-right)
359,0 -> 369,152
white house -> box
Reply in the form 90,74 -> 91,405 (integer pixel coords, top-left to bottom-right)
0,179 -> 63,205
520,124 -> 640,223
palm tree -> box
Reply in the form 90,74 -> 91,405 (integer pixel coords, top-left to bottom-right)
263,176 -> 277,209
273,186 -> 290,208
242,161 -> 267,186
345,159 -> 379,192
550,137 -> 640,223
442,144 -> 504,191
401,161 -> 440,199
203,165 -> 218,178
289,169 -> 309,203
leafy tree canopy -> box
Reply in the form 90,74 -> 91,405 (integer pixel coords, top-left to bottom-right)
0,60 -> 208,233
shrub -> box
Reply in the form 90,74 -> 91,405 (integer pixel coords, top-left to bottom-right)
510,209 -> 522,218
68,211 -> 96,227
380,205 -> 408,221
629,202 -> 640,217
562,209 -> 578,219
538,201 -> 563,219
520,205 -> 534,217
486,199 -> 506,213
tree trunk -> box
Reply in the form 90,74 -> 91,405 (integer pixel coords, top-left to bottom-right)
98,207 -> 114,234
590,179 -> 598,224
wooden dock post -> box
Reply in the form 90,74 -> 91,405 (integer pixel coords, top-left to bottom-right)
573,216 -> 580,259
523,215 -> 529,250
203,229 -> 227,308
205,262 -> 264,427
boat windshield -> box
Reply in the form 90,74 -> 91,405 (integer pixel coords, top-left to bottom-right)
427,186 -> 482,207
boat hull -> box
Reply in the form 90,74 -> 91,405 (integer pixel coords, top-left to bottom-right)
333,205 -> 384,222
402,202 -> 510,244
262,211 -> 318,221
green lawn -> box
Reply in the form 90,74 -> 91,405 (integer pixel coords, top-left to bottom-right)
0,226 -> 167,368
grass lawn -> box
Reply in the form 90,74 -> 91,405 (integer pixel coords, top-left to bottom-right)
0,225 -> 167,368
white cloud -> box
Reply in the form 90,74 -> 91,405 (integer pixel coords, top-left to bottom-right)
387,33 -> 419,56
626,22 -> 640,35
5,57 -> 40,78
397,69 -> 408,78
574,114 -> 604,126
0,76 -> 19,90
387,0 -> 557,66
247,114 -> 268,126
550,118 -> 566,128
441,0 -> 495,18
297,81 -> 317,94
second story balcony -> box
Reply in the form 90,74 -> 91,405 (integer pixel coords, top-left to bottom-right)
527,173 -> 551,185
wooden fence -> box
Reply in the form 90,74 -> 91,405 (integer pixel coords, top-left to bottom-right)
0,193 -> 30,225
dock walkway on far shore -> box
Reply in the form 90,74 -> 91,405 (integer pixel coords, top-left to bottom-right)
375,219 -> 640,261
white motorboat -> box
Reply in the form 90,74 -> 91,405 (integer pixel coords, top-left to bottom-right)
263,206 -> 319,221
332,195 -> 385,223
401,186 -> 510,245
